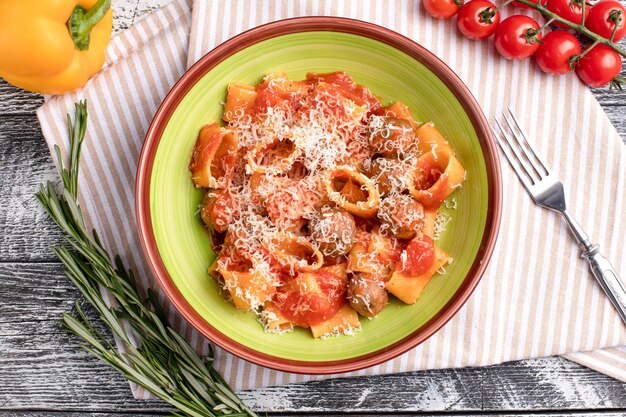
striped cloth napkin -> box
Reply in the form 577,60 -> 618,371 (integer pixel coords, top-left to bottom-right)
36,0 -> 626,398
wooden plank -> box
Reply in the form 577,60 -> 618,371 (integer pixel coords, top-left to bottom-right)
241,369 -> 483,412
0,81 -> 43,115
0,262 -> 169,413
1,263 -> 625,413
0,414 -> 164,417
0,115 -> 62,262
0,409 -> 626,417
112,0 -> 173,32
594,87 -> 626,108
240,359 -> 626,412
482,357 -> 626,411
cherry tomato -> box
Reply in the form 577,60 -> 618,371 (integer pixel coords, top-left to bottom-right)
456,0 -> 501,40
586,1 -> 626,42
424,0 -> 463,19
514,0 -> 545,9
535,31 -> 582,74
399,235 -> 435,276
546,0 -> 590,28
494,15 -> 543,60
575,44 -> 623,87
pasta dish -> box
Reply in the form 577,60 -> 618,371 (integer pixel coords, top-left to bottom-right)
188,72 -> 465,338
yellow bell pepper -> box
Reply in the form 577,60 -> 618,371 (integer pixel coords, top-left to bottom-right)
0,0 -> 113,95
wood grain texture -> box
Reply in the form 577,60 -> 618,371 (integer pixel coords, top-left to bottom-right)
0,410 -> 626,417
1,264 -> 626,413
242,359 -> 626,412
0,263 -> 167,413
0,116 -> 61,262
0,80 -> 43,115
4,414 -> 626,417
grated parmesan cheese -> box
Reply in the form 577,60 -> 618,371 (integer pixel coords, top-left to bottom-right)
434,212 -> 452,241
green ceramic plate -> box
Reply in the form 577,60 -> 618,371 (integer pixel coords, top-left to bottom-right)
137,17 -> 501,373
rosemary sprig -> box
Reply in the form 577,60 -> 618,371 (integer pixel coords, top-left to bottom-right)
36,100 -> 259,417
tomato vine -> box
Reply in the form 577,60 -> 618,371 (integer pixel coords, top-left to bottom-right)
423,0 -> 626,88
515,0 -> 626,57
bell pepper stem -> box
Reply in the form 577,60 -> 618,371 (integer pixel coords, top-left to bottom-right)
67,0 -> 111,51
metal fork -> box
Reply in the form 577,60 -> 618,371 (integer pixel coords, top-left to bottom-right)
493,109 -> 626,325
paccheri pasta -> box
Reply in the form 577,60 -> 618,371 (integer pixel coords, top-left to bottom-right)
189,72 -> 465,338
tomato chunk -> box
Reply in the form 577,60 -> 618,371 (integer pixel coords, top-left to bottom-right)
275,270 -> 346,327
306,71 -> 381,112
399,235 -> 435,276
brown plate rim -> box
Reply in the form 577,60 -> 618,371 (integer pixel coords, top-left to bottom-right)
136,16 -> 502,374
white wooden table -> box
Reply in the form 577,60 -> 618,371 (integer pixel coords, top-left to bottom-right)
1,1 -> 626,415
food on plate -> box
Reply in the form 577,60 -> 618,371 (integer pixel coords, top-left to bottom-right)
189,72 -> 466,338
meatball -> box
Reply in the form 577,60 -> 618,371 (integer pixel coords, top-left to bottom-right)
348,273 -> 388,317
200,190 -> 240,233
377,194 -> 424,239
309,207 -> 357,256
368,117 -> 416,157
366,156 -> 410,197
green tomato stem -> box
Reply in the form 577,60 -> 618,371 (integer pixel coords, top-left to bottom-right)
609,18 -> 619,42
578,39 -> 601,60
515,0 -> 626,58
537,17 -> 555,32
495,0 -> 514,12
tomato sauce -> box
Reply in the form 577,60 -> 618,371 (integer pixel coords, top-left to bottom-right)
306,72 -> 381,113
399,235 -> 435,276
276,271 -> 346,327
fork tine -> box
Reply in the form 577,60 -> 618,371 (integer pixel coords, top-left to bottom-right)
492,121 -> 534,192
494,119 -> 537,186
506,108 -> 550,176
501,111 -> 544,181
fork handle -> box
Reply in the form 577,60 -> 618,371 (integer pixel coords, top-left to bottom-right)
561,211 -> 626,326
583,246 -> 626,326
